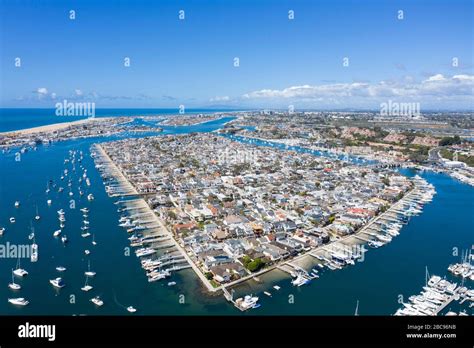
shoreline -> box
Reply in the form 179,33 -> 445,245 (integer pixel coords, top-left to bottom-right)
0,117 -> 113,136
94,143 -> 218,292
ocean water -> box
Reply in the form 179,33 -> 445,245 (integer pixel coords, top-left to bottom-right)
0,113 -> 472,316
0,108 -> 236,133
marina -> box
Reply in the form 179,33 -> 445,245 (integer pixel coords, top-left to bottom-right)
394,267 -> 474,316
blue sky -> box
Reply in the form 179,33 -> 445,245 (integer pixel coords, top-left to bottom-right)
1,0 -> 473,110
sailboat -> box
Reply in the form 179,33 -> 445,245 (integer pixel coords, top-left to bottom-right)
81,276 -> 93,292
85,261 -> 96,277
13,258 -> 28,277
8,269 -> 21,290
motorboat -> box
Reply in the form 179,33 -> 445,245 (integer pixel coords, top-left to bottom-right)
90,296 -> 103,306
8,298 -> 29,306
376,234 -> 392,243
56,266 -> 67,272
53,230 -> 62,237
136,248 -> 156,258
0,227 -> 5,236
61,235 -> 68,243
236,295 -> 260,310
368,240 -> 384,248
49,277 -> 66,288
9,217 -> 15,223
87,194 -> 94,201
127,306 -> 137,313
291,274 -> 310,287
47,199 -> 52,205
14,201 -> 20,208
84,249 -> 91,255
427,275 -> 442,287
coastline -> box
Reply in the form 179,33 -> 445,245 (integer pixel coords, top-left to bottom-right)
0,117 -> 113,136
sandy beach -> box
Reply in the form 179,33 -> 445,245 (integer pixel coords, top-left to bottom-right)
1,117 -> 112,136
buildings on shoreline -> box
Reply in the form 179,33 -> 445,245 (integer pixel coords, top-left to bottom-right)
99,133 -> 420,290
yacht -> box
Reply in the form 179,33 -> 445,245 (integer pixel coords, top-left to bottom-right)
53,230 -> 62,237
90,296 -> 103,306
291,274 -> 310,287
136,248 -> 156,258
376,234 -> 392,243
49,277 -> 66,288
56,266 -> 67,272
30,243 -> 38,262
119,220 -> 134,227
14,201 -> 20,208
8,298 -> 29,306
427,275 -> 442,287
148,270 -> 171,282
236,295 -> 260,310
126,306 -> 137,313
8,269 -> 21,290
81,232 -> 91,238
80,208 -> 89,213
273,285 -> 281,291
57,209 -> 65,215
13,259 -> 28,277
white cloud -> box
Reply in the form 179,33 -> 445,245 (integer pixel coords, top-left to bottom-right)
210,96 -> 230,102
424,74 -> 446,82
242,74 -> 474,102
37,87 -> 48,95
